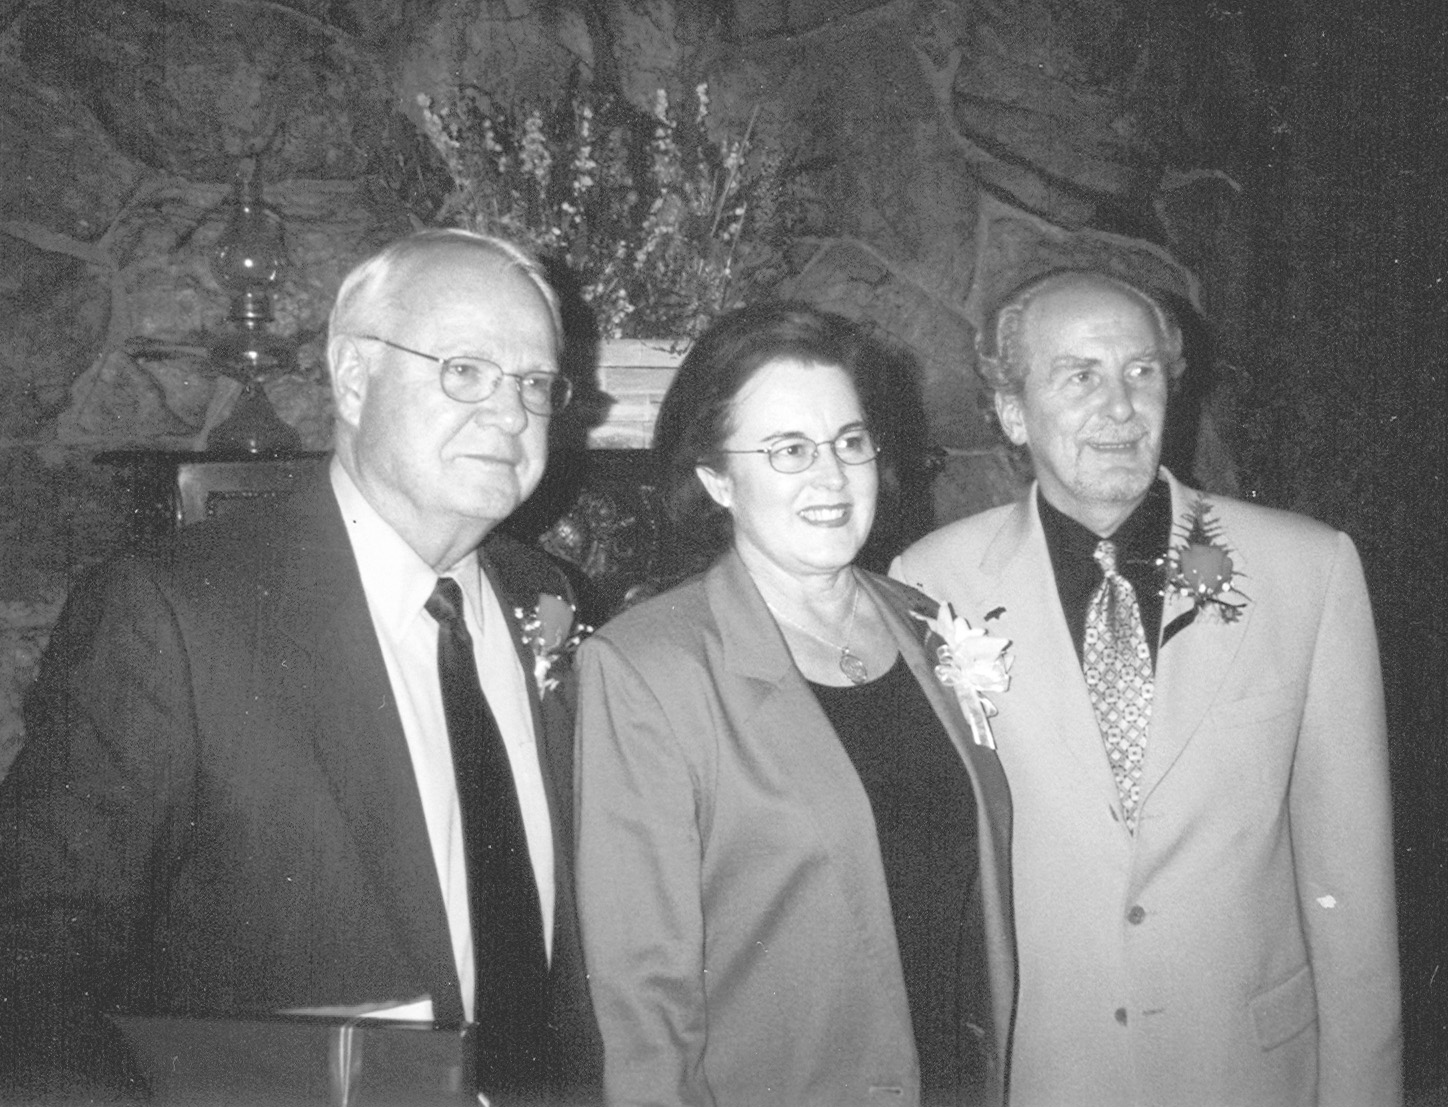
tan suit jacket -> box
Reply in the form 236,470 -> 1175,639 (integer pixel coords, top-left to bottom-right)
891,470 -> 1401,1107
575,551 -> 1015,1107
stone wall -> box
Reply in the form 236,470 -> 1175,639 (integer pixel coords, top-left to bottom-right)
2,0 -> 1444,1084
2,0 -> 1255,768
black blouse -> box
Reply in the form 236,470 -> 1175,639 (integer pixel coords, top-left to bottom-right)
810,654 -> 988,1105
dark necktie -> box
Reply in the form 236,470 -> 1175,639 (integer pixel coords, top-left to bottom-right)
425,577 -> 549,1099
1082,541 -> 1155,834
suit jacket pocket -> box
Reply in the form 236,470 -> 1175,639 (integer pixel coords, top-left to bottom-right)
1210,682 -> 1298,729
1249,963 -> 1318,1050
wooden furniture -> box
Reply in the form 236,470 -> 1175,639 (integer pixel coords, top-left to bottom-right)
173,453 -> 327,526
94,451 -> 325,537
95,448 -> 682,624
111,1013 -> 469,1106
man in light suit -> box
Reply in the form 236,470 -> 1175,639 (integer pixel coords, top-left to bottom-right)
892,269 -> 1401,1107
0,229 -> 601,1103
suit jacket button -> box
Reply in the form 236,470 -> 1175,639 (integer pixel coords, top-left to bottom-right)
1127,904 -> 1146,924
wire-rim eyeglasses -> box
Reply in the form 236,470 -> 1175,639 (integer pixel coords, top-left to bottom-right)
718,428 -> 880,474
355,334 -> 572,416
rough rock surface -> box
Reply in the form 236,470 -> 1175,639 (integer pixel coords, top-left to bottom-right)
0,0 -> 1327,761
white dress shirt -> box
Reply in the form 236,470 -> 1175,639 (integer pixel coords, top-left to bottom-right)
330,461 -> 555,1023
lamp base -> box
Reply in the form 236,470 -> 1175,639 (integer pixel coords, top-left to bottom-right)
208,379 -> 303,455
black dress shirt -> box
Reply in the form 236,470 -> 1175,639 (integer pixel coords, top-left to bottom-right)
1038,479 -> 1172,668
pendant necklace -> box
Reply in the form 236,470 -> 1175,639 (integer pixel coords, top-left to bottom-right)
767,583 -> 868,685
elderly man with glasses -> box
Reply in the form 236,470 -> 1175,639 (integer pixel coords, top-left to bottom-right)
0,229 -> 602,1104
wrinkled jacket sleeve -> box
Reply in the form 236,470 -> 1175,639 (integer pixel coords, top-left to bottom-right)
1,561 -> 195,1099
574,633 -> 716,1107
1291,533 -> 1402,1107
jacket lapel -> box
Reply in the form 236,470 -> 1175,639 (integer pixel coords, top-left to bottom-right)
867,572 -> 1017,1079
980,492 -> 1124,812
476,543 -> 579,962
264,478 -> 462,1019
866,574 -> 1011,830
704,552 -> 917,1037
1140,473 -> 1253,805
477,545 -> 559,825
468,537 -> 602,1079
705,553 -> 874,823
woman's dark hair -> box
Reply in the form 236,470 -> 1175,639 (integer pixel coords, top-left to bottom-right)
653,299 -> 899,562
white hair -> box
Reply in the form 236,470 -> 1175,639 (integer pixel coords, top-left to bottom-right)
326,228 -> 563,349
978,268 -> 1186,395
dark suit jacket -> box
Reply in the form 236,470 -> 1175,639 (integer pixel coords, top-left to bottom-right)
0,474 -> 601,1102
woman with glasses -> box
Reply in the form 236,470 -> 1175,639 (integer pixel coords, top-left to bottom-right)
574,302 -> 1015,1107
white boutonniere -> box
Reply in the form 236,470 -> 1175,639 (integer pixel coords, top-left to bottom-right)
913,603 -> 1013,750
514,593 -> 591,698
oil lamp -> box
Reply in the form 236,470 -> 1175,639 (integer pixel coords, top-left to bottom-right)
207,161 -> 301,454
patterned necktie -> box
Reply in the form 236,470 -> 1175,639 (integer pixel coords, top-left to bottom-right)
425,577 -> 549,1098
1082,540 -> 1155,834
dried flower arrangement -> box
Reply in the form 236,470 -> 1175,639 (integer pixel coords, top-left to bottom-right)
418,81 -> 789,340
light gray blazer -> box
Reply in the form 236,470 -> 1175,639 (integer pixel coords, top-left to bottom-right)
893,469 -> 1401,1107
574,550 -> 1014,1107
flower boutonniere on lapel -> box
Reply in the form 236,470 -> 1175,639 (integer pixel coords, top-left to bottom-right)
913,604 -> 1013,750
514,593 -> 592,698
1160,497 -> 1249,646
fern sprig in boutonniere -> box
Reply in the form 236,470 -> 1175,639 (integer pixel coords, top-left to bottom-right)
1160,497 -> 1248,646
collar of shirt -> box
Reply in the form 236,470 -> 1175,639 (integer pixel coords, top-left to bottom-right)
1038,477 -> 1171,666
330,458 -> 468,641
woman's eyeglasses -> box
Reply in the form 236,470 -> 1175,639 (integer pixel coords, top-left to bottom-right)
719,428 -> 880,474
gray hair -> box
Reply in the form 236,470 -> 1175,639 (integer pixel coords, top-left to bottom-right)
976,269 -> 1186,395
327,227 -> 563,350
